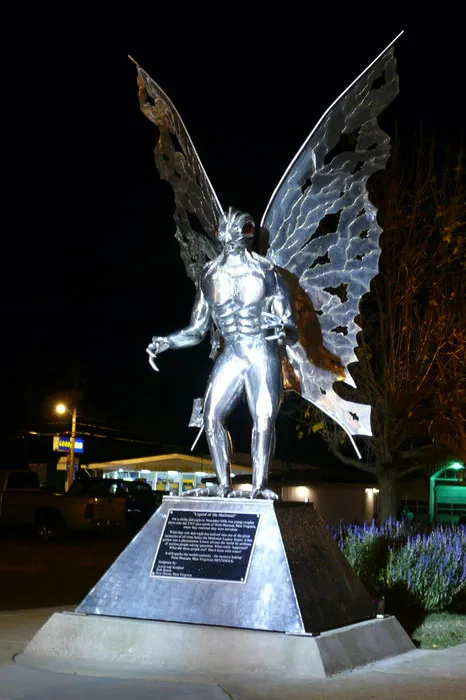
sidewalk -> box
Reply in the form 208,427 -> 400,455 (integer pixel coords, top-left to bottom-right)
0,607 -> 465,699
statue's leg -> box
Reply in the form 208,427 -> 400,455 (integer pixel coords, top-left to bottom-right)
203,348 -> 246,494
245,343 -> 282,497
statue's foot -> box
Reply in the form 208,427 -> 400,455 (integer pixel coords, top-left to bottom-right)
227,489 -> 252,499
216,484 -> 233,498
180,487 -> 211,497
250,488 -> 279,500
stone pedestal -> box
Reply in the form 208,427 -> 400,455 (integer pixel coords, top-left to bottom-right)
77,497 -> 375,634
17,497 -> 415,677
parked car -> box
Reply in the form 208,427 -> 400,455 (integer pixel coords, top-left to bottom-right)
68,477 -> 162,529
0,470 -> 127,540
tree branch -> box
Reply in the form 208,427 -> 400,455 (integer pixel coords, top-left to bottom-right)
330,448 -> 376,474
396,464 -> 425,480
397,445 -> 435,460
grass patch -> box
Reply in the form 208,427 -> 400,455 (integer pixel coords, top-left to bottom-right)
412,612 -> 466,649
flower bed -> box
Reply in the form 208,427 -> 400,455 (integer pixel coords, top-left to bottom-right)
333,520 -> 466,612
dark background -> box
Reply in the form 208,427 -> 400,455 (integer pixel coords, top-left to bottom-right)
0,5 -> 463,467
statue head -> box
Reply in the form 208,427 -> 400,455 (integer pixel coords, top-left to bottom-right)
215,207 -> 255,252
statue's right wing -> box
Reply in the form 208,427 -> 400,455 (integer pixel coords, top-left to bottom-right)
132,60 -> 223,285
260,35 -> 402,456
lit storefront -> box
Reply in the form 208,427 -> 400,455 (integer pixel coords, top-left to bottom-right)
86,453 -> 389,524
87,453 -> 252,495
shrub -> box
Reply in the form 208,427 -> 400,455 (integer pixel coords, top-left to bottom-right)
333,520 -> 405,596
386,527 -> 466,612
333,521 -> 466,613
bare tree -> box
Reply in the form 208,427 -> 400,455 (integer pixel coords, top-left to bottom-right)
300,141 -> 466,521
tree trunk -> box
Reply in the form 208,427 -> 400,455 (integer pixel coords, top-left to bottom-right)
377,470 -> 399,522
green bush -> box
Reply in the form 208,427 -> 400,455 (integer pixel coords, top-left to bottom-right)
333,521 -> 466,613
386,528 -> 466,612
340,530 -> 386,597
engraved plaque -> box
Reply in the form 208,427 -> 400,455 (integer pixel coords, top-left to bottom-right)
151,510 -> 260,582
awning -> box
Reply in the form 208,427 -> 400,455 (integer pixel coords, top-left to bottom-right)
87,452 -> 252,476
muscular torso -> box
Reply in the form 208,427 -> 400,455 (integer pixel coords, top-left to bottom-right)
202,251 -> 276,346
162,248 -> 295,357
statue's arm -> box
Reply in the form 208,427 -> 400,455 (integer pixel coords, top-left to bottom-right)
262,270 -> 298,342
272,272 -> 297,330
167,285 -> 211,348
148,284 -> 211,357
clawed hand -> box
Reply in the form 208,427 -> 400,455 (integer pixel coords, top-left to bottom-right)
260,311 -> 286,341
146,336 -> 170,371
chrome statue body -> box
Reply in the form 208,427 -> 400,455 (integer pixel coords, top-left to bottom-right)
134,32 -> 402,498
148,208 -> 296,498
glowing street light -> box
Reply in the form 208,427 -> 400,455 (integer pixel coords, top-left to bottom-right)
55,402 -> 78,489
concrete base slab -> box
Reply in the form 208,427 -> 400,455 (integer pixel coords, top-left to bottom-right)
0,607 -> 73,667
16,611 -> 414,679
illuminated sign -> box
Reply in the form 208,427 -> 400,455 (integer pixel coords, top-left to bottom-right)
53,435 -> 85,454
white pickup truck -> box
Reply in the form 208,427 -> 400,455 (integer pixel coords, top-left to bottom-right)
0,469 -> 127,539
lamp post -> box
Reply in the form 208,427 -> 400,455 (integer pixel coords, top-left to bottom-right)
55,402 -> 77,489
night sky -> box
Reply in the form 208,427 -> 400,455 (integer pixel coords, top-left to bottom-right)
0,7 -> 463,467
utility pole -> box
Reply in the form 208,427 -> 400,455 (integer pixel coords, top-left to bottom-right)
69,405 -> 77,488
55,402 -> 78,490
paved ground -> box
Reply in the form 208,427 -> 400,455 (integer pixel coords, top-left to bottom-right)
0,607 -> 466,699
0,531 -> 131,610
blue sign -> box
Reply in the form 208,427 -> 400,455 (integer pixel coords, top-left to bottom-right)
53,435 -> 85,454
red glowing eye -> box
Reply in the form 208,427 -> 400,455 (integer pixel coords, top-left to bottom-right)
214,224 -> 219,236
242,222 -> 255,236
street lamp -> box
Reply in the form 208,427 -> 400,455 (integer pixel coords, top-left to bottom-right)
55,402 -> 77,489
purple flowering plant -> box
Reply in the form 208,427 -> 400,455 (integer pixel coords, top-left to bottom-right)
386,527 -> 466,611
332,520 -> 466,611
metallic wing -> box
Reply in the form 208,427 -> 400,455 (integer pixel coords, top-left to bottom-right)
261,34 -> 403,455
132,60 -> 223,284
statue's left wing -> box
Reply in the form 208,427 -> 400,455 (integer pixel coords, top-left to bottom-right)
132,60 -> 223,285
261,34 -> 402,456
